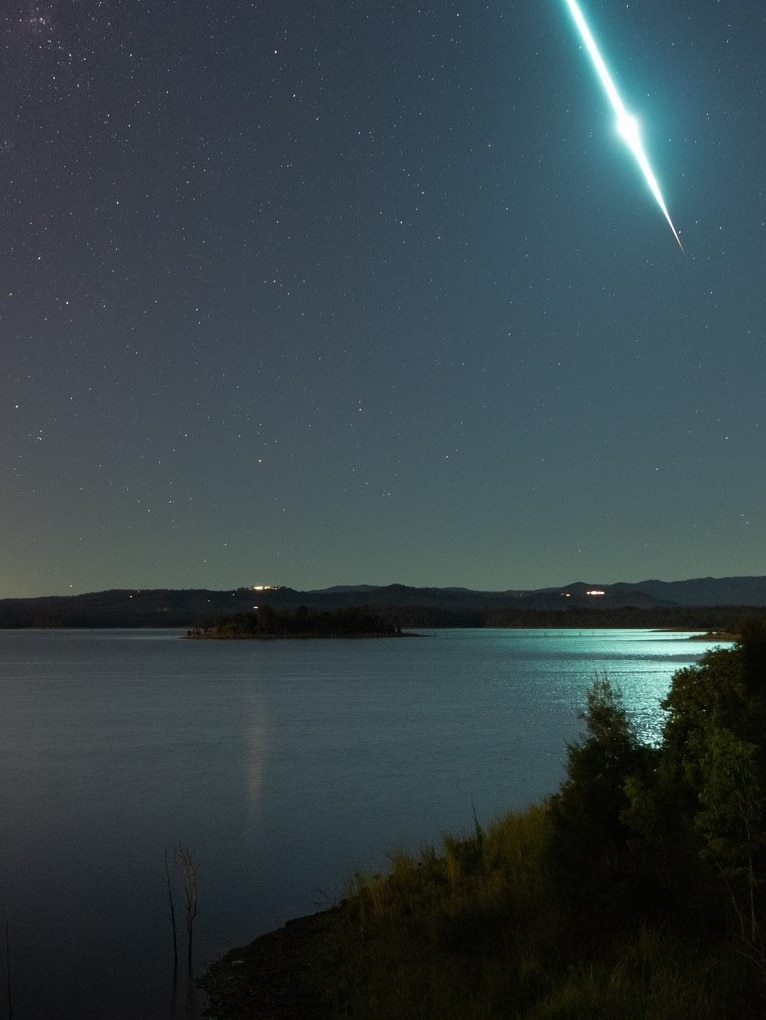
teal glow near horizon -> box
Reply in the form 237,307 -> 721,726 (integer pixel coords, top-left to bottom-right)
562,0 -> 684,252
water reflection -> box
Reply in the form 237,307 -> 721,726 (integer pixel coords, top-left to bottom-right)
245,714 -> 269,806
478,629 -> 732,746
168,969 -> 202,1020
0,627 -> 733,1018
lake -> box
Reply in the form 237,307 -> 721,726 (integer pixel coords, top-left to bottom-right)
0,627 -> 730,1018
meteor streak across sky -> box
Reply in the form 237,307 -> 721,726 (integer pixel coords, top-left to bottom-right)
4,1 -> 765,598
562,0 -> 684,252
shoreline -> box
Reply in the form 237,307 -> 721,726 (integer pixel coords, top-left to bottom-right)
186,630 -> 413,640
200,908 -> 341,1019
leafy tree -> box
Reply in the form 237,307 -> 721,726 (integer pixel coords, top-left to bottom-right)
661,645 -> 746,796
695,726 -> 765,965
550,676 -> 655,925
739,617 -> 766,748
625,624 -> 766,965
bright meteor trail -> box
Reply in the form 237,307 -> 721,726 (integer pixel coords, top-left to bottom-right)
562,0 -> 684,252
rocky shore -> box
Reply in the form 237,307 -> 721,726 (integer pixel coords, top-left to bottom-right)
200,908 -> 342,1019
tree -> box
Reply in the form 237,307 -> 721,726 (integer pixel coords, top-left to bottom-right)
165,845 -> 199,972
177,846 -> 199,972
660,645 -> 746,797
550,676 -> 654,909
645,624 -> 766,968
256,604 -> 277,634
695,726 -> 765,967
164,848 -> 178,969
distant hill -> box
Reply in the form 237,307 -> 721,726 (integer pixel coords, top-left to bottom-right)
0,576 -> 765,629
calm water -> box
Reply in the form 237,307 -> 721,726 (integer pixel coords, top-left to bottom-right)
0,627 -> 729,1018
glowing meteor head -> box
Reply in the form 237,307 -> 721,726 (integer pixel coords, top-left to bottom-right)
563,0 -> 684,251
617,112 -> 641,147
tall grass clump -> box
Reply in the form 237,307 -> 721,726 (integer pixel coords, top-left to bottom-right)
330,802 -> 560,1020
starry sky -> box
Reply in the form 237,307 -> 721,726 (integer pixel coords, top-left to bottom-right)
2,0 -> 765,598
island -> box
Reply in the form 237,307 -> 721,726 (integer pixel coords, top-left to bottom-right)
187,605 -> 404,639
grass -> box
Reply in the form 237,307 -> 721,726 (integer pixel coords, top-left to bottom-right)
308,801 -> 761,1020
202,799 -> 765,1019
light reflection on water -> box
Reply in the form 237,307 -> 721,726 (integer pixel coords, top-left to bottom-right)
0,626 -> 731,1018
416,627 -> 723,748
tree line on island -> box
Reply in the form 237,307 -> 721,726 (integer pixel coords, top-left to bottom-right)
188,604 -> 402,639
188,603 -> 755,640
202,617 -> 766,1019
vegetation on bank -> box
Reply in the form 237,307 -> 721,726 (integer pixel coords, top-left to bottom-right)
0,583 -> 761,630
202,617 -> 766,1019
188,605 -> 402,639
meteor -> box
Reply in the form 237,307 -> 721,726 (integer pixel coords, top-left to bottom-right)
562,0 -> 684,252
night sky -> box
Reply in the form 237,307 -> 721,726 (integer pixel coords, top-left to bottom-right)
2,1 -> 765,598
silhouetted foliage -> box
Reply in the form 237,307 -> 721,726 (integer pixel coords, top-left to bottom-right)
550,676 -> 658,933
547,620 -> 766,968
0,582 -> 761,629
193,605 -> 401,639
